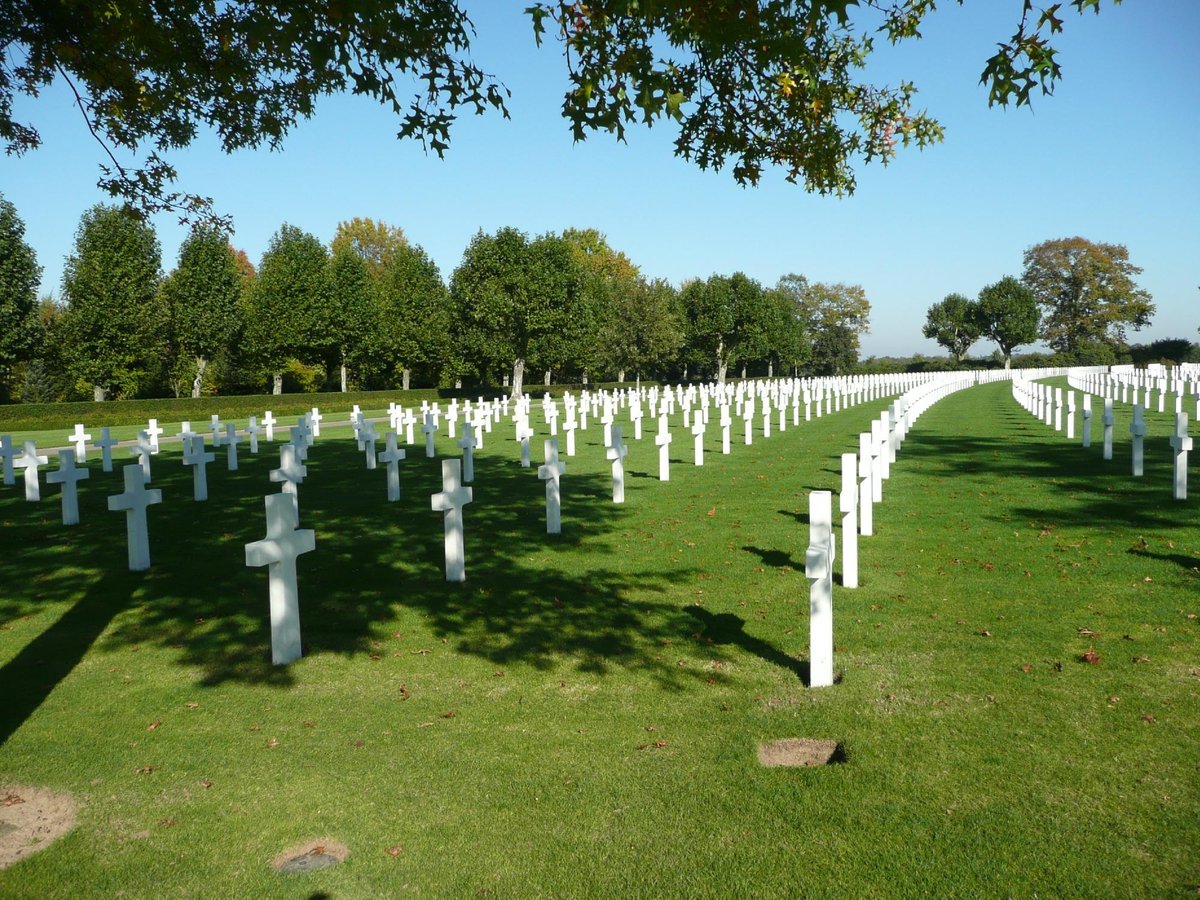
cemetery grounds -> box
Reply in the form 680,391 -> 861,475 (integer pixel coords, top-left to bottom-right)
0,377 -> 1195,897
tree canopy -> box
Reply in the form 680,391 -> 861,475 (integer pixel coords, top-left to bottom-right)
0,194 -> 42,400
922,293 -> 981,362
976,276 -> 1040,368
4,1 -> 1118,220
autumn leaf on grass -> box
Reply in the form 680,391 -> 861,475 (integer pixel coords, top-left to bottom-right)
1078,627 -> 1097,637
398,684 -> 411,700
266,738 -> 280,749
137,766 -> 154,775
200,779 -> 213,789
442,710 -> 456,719
2,793 -> 25,807
706,507 -> 716,517
1080,648 -> 1100,665
1141,713 -> 1156,724
979,630 -> 992,638
147,721 -> 161,732
386,845 -> 404,858
1020,664 -> 1033,674
982,562 -> 995,571
158,818 -> 175,828
185,701 -> 199,710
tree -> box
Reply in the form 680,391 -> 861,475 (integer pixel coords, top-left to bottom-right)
60,205 -> 163,400
450,228 -> 581,398
330,218 -> 408,279
809,323 -> 859,375
1021,237 -> 1154,354
779,275 -> 871,369
0,194 -> 42,401
376,243 -> 452,390
5,2 -> 1115,219
597,277 -> 684,383
761,287 -> 810,376
561,227 -> 641,382
681,273 -> 770,385
922,293 -> 981,363
243,225 -> 331,394
161,225 -> 242,397
326,245 -> 377,392
976,276 -> 1040,369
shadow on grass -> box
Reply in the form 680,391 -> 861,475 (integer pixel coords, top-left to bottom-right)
685,608 -> 810,686
0,438 -> 719,745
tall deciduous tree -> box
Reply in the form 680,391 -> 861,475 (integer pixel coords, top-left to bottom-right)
976,276 -> 1040,369
1021,237 -> 1154,354
779,274 -> 871,371
376,242 -> 452,389
60,204 -> 162,400
761,287 -> 809,377
161,225 -> 242,397
598,277 -> 684,383
243,225 -> 331,394
681,272 -> 770,385
5,2 -> 1114,219
0,194 -> 41,400
330,218 -> 408,279
450,227 -> 581,398
561,227 -> 640,382
922,293 -> 981,362
327,245 -> 376,392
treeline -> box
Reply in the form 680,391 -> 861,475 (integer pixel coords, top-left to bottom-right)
0,198 -> 874,403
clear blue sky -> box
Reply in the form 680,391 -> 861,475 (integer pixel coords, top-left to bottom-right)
3,2 -> 1197,358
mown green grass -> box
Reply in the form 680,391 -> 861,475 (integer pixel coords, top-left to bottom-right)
0,380 -> 1195,898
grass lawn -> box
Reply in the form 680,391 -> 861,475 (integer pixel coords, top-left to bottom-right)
0,380 -> 1196,897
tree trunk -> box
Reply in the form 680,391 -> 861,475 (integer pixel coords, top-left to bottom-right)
715,340 -> 725,387
767,360 -> 774,378
618,369 -> 625,383
544,369 -> 552,387
683,364 -> 688,381
340,358 -> 348,392
93,384 -> 107,402
740,365 -> 747,379
510,357 -> 525,399
1004,353 -> 1012,370
192,355 -> 208,399
272,372 -> 283,395
402,368 -> 411,390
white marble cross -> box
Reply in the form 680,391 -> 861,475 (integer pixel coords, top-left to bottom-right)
720,406 -> 732,455
403,409 -> 417,445
289,425 -> 309,461
1129,403 -> 1145,476
630,403 -> 643,440
761,400 -> 771,439
380,431 -> 407,501
857,432 -> 874,537
309,407 -> 323,438
546,402 -> 560,437
654,415 -> 672,481
606,425 -> 628,503
95,427 -> 118,472
146,418 -> 164,453
270,444 -> 307,520
422,412 -> 438,459
431,458 -> 473,582
14,441 -> 47,501
262,410 -> 277,442
1101,398 -> 1115,460
840,452 -> 858,589
1066,391 -> 1076,440
107,463 -> 163,571
47,447 -> 90,525
184,434 -> 216,501
361,419 -> 380,469
564,411 -> 577,457
210,414 -> 225,447
68,423 -> 92,462
0,434 -> 17,485
130,430 -> 154,482
245,491 -> 316,666
457,416 -> 477,482
538,438 -> 566,534
246,416 -> 261,454
1169,413 -> 1191,500
225,423 -> 241,470
742,405 -> 754,445
691,418 -> 705,466
805,490 -> 836,688
516,416 -> 533,468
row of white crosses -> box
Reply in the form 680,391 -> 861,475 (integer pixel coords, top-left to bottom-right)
1070,363 -> 1200,420
1013,369 -> 1194,500
806,371 -> 1001,688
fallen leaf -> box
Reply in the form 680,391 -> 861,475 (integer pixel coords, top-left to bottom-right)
982,562 -> 995,571
2,793 -> 25,807
492,671 -> 505,678
386,845 -> 404,858
1107,696 -> 1120,705
399,684 -> 411,701
158,818 -> 175,828
1141,713 -> 1156,724
1132,655 -> 1151,664
200,779 -> 213,788
185,702 -> 199,710
353,740 -> 365,748
412,649 -> 431,655
370,654 -> 381,661
417,722 -> 433,728
706,507 -> 716,517
137,766 -> 154,775
1020,664 -> 1033,674
442,710 -> 456,719
266,738 -> 280,749
249,724 -> 261,733
147,721 -> 161,732
1078,627 -> 1096,637
653,740 -> 669,748
1080,648 -> 1100,665
979,630 -> 992,638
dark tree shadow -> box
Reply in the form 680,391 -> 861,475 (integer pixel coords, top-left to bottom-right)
685,607 -> 810,685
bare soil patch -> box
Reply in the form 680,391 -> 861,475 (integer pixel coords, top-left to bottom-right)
757,738 -> 842,767
272,838 -> 349,874
0,785 -> 78,869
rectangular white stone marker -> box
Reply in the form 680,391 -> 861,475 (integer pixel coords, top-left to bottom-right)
1130,404 -> 1145,476
840,452 -> 858,589
380,431 -> 407,501
1066,391 -> 1076,440
607,425 -> 628,503
225,424 -> 241,470
68,424 -> 92,462
262,410 -> 276,441
431,458 -> 473,582
1053,388 -> 1063,432
655,415 -> 672,481
1102,398 -> 1114,460
743,407 -> 753,445
1168,413 -> 1191,500
721,406 -> 731,455
806,490 -> 836,688
692,418 -> 705,466
47,448 -> 90,525
0,434 -> 16,485
184,435 -> 216,502
564,414 -> 577,457
14,441 -> 47,501
245,492 -> 315,666
270,444 -> 307,521
423,413 -> 438,459
457,415 -> 477,482
95,427 -> 118,472
538,438 -> 566,534
141,418 -> 162,454
107,463 -> 163,571
516,417 -> 533,468
130,431 -> 154,482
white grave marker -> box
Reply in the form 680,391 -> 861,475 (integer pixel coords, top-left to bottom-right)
805,490 -> 836,688
840,453 -> 858,589
225,424 -> 241,470
380,431 -> 407,501
146,419 -> 164,453
245,492 -> 315,666
457,416 -> 477,482
1169,413 -> 1191,500
68,423 -> 92,462
1130,404 -> 1146,476
262,410 -> 277,441
423,413 -> 438,459
1102,398 -> 1115,461
130,431 -> 154,482
692,418 -> 705,466
46,447 -> 89,524
107,464 -> 163,571
431,459 -> 473,582
183,434 -> 216,501
15,441 -> 47,501
270,444 -> 307,520
607,426 -> 628,503
94,427 -> 118,472
654,415 -> 672,481
538,438 -> 566,534
0,434 -> 16,485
